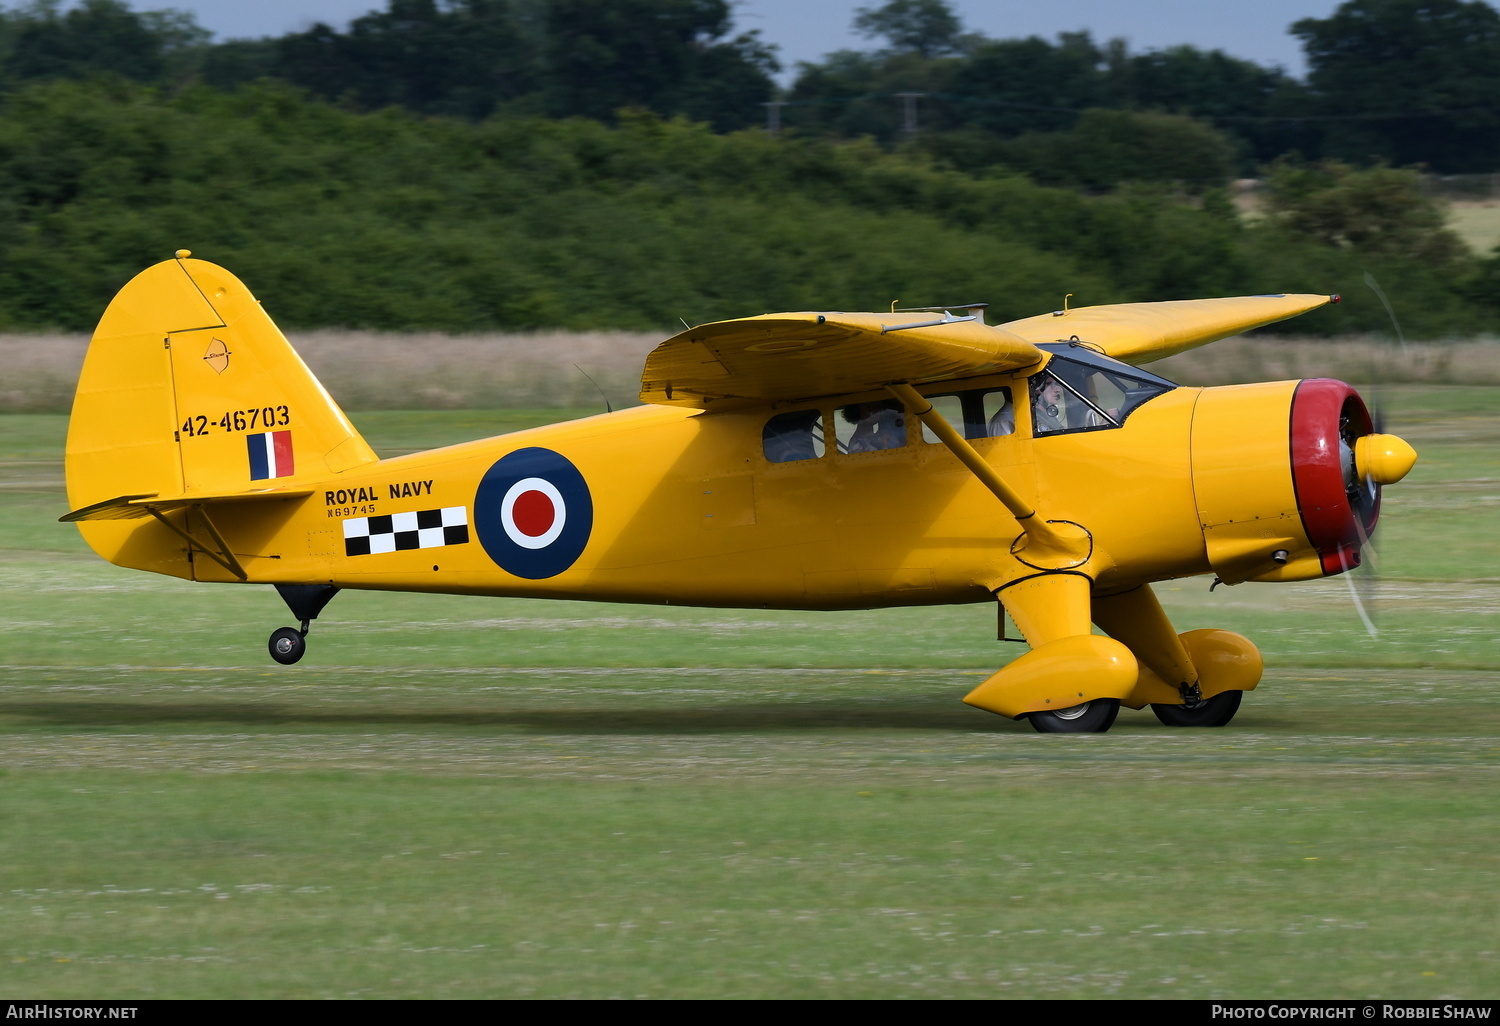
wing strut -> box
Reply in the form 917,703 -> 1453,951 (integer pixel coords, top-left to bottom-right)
884,383 -> 1089,567
143,505 -> 248,581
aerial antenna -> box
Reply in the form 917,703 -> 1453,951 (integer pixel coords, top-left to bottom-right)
679,317 -> 691,330
573,364 -> 613,414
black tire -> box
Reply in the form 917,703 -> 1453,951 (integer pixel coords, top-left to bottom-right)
268,626 -> 306,665
1151,689 -> 1242,727
1029,698 -> 1120,734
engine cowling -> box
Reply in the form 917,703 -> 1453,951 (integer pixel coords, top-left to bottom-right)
1190,378 -> 1416,584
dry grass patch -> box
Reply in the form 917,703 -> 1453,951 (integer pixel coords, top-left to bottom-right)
8,330 -> 1500,414
0,330 -> 663,414
1151,336 -> 1500,386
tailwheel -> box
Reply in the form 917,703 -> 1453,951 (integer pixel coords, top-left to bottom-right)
1151,689 -> 1242,727
269,586 -> 337,665
1029,698 -> 1120,734
268,624 -> 308,665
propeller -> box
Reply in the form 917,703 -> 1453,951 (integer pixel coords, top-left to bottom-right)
1343,274 -> 1419,637
1362,272 -> 1410,359
1338,413 -> 1381,637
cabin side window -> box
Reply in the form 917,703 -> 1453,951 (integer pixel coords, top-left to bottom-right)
1029,347 -> 1176,437
762,409 -> 826,463
918,387 -> 1014,443
918,394 -> 965,443
835,399 -> 906,454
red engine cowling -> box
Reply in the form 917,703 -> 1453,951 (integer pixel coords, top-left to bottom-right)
1289,379 -> 1379,576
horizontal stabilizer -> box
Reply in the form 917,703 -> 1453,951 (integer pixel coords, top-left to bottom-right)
61,487 -> 313,523
997,294 -> 1337,365
640,311 -> 1044,409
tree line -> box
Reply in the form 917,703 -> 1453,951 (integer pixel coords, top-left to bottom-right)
0,0 -> 1498,336
0,77 -> 1494,337
788,0 -> 1500,178
0,0 -> 777,129
5,0 -> 1500,174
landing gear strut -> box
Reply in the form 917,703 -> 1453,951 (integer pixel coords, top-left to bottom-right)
267,584 -> 339,665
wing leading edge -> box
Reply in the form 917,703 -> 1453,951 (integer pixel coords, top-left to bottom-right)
639,312 -> 1045,410
996,294 -> 1338,365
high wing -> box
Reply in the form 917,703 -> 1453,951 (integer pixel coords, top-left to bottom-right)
639,311 -> 1044,410
996,294 -> 1338,365
639,296 -> 1338,409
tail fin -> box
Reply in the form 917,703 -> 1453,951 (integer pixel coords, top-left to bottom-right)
65,251 -> 377,571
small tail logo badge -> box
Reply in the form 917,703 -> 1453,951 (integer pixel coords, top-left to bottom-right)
203,338 -> 231,374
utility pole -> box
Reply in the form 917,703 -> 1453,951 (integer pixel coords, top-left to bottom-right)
894,92 -> 924,139
761,101 -> 786,137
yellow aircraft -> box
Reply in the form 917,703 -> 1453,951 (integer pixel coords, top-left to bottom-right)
61,252 -> 1419,733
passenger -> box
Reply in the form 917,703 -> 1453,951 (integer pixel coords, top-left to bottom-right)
986,393 -> 1015,436
763,410 -> 822,463
844,400 -> 905,452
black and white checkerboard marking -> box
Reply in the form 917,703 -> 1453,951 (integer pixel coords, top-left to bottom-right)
343,506 -> 469,557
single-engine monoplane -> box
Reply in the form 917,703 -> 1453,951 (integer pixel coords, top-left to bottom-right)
62,252 -> 1417,732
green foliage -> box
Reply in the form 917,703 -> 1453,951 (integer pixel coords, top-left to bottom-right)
1458,247 -> 1500,312
1106,43 -> 1316,167
0,0 -> 206,86
1263,159 -> 1467,265
783,0 -> 1500,174
199,0 -> 777,130
944,32 -> 1110,137
0,79 -> 1488,336
7,0 -> 1500,182
1293,0 -> 1500,172
541,0 -> 776,129
852,0 -> 970,58
980,109 -> 1238,191
782,48 -> 955,142
0,0 -> 777,129
267,0 -> 545,121
1115,43 -> 1289,118
787,17 -> 1306,171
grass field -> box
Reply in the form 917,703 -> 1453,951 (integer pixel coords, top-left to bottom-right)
1,388 -> 1498,999
1450,201 -> 1500,256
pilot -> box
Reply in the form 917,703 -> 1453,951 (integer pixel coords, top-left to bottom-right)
1030,374 -> 1067,434
844,400 -> 905,452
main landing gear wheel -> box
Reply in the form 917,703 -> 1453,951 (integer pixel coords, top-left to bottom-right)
1029,698 -> 1120,734
1151,689 -> 1243,727
268,626 -> 307,665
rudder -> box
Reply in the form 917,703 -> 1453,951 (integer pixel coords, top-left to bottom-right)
65,251 -> 377,572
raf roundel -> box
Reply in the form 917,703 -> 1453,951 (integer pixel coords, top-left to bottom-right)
474,448 -> 593,579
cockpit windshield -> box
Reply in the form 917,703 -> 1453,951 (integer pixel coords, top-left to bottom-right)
1029,343 -> 1177,436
